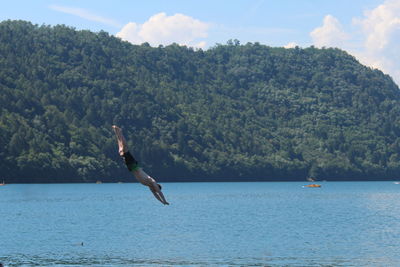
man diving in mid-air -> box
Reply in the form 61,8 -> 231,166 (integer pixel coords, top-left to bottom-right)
112,125 -> 169,205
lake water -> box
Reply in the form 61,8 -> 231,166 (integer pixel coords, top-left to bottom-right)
1,182 -> 400,266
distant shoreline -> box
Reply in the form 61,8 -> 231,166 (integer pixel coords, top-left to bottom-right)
2,178 -> 400,184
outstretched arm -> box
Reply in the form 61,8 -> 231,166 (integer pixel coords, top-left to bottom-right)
157,190 -> 169,205
150,184 -> 169,205
150,189 -> 168,205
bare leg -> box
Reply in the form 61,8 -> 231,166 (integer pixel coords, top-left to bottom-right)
112,125 -> 129,156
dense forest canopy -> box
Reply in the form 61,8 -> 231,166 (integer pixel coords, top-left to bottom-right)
1,20 -> 400,183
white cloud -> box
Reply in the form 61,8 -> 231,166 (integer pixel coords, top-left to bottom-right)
116,13 -> 209,48
353,0 -> 400,81
310,15 -> 349,48
310,1 -> 400,85
354,0 -> 400,51
49,5 -> 121,28
284,42 -> 298,49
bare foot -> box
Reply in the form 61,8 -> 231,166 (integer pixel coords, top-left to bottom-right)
112,125 -> 123,138
112,125 -> 125,155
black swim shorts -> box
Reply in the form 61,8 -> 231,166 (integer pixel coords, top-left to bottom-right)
122,151 -> 140,171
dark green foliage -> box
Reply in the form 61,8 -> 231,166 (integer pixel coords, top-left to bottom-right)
1,20 -> 400,182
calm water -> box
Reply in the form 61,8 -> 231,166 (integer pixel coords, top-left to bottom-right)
1,182 -> 400,266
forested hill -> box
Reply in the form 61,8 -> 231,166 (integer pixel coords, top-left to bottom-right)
1,20 -> 400,183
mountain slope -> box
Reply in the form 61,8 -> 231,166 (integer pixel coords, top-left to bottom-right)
1,20 -> 400,182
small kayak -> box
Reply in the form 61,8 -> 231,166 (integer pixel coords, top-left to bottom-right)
304,184 -> 321,188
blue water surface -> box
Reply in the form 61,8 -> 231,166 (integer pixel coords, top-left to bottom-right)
1,182 -> 400,266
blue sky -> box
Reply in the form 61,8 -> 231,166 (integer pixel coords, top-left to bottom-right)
2,0 -> 400,85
